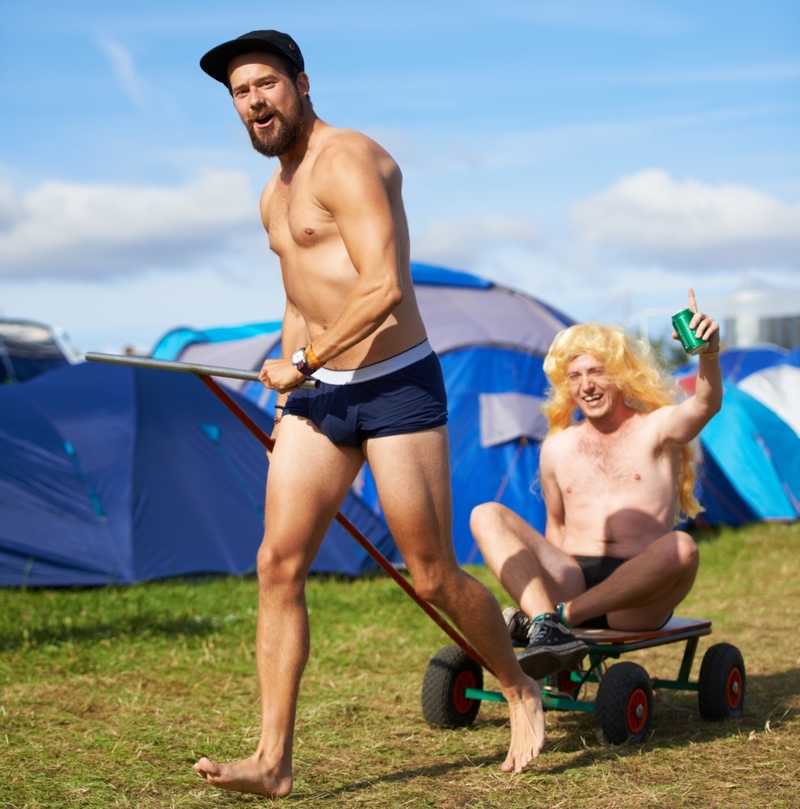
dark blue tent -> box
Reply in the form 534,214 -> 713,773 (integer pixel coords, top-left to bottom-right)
676,344 -> 790,385
0,362 -> 397,587
0,319 -> 76,384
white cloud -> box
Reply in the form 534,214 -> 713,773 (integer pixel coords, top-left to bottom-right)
571,170 -> 800,269
413,215 -> 543,266
0,172 -> 260,280
98,39 -> 144,106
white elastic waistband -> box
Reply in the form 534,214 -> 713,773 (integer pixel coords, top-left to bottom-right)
311,340 -> 432,386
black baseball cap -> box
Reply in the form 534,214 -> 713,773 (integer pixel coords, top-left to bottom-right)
200,30 -> 304,87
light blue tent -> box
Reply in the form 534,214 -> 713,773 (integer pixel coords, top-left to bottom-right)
677,347 -> 800,526
152,264 -> 574,564
698,386 -> 800,525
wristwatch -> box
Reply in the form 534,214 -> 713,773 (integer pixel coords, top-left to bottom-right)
291,347 -> 315,376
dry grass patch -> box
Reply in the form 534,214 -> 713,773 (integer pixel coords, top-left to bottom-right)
1,522 -> 798,807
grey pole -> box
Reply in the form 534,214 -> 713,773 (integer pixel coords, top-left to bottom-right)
85,352 -> 320,388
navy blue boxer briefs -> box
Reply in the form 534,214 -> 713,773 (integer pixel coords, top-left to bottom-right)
282,349 -> 448,447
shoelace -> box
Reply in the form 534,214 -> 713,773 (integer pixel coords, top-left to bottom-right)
528,620 -> 553,644
512,614 -> 532,638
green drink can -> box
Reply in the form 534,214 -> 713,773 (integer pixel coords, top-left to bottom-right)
672,308 -> 709,355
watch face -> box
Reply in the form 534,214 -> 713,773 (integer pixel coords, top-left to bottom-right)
291,349 -> 305,365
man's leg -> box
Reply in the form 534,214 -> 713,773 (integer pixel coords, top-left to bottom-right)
194,416 -> 364,797
470,502 -> 589,677
364,427 -> 545,773
563,531 -> 699,630
470,502 -> 585,618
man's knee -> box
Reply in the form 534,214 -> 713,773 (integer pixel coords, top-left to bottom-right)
407,558 -> 461,605
256,540 -> 309,590
672,531 -> 699,573
470,501 -> 510,541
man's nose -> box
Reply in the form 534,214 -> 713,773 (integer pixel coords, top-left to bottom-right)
248,89 -> 266,108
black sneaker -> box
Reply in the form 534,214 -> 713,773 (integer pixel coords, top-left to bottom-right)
502,607 -> 532,647
515,613 -> 589,681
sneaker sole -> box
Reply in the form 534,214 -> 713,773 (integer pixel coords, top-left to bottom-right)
516,643 -> 589,681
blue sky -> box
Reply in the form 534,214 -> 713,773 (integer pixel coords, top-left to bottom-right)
1,0 -> 798,351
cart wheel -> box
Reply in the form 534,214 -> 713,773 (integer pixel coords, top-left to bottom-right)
421,645 -> 483,728
698,643 -> 746,721
549,668 -> 580,697
595,662 -> 653,746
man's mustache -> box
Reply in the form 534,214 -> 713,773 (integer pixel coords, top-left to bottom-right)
248,104 -> 277,123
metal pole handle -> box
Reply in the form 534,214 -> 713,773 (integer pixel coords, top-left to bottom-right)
85,352 -> 320,388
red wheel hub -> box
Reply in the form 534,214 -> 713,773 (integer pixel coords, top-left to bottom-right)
453,670 -> 477,715
558,670 -> 576,696
626,688 -> 648,735
726,667 -> 743,710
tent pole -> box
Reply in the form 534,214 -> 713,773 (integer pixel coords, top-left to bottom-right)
196,373 -> 495,676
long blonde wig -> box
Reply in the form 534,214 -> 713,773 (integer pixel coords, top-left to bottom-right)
542,323 -> 702,520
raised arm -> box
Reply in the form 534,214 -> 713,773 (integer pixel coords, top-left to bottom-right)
658,288 -> 723,446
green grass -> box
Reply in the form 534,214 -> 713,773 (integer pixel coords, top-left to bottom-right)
1,522 -> 799,808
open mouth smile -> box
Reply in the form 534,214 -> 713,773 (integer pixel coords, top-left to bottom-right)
253,112 -> 275,129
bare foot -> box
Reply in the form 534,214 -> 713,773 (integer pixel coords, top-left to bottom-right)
500,675 -> 546,773
193,753 -> 293,797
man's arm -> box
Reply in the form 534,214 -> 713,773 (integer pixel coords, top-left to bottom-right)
539,438 -> 567,549
268,300 -> 306,405
259,301 -> 306,453
305,140 -> 404,364
658,288 -> 723,446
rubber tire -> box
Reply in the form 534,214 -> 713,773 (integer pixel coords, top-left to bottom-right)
421,645 -> 483,728
595,661 -> 653,746
698,643 -> 746,721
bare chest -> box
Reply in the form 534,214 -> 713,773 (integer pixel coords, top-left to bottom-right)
262,173 -> 337,257
557,425 -> 669,500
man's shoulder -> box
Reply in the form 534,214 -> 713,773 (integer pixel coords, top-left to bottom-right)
541,426 -> 576,455
313,126 -> 396,170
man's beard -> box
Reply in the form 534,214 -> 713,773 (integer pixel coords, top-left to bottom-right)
245,99 -> 306,158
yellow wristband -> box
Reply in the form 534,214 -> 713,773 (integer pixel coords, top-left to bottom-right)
305,344 -> 322,371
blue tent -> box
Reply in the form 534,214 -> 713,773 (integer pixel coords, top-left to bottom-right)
0,362 -> 396,587
153,264 -> 574,563
0,319 -> 76,383
675,348 -> 800,526
676,344 -> 790,385
697,386 -> 800,526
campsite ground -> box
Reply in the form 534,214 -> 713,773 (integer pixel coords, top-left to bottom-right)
2,522 -> 798,808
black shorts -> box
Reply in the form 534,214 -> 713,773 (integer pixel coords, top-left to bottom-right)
573,555 -> 672,630
282,349 -> 448,447
574,555 -> 628,630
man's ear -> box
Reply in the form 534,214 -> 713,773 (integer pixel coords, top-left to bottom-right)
296,72 -> 310,98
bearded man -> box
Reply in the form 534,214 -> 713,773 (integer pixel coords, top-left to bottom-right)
471,292 -> 721,680
192,30 -> 545,798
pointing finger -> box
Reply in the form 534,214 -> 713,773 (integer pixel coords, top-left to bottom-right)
688,287 -> 698,313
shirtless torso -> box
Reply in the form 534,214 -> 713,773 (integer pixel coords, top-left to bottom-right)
543,407 -> 680,560
259,122 -> 427,371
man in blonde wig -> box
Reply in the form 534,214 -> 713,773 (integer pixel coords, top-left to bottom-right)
471,291 -> 721,679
